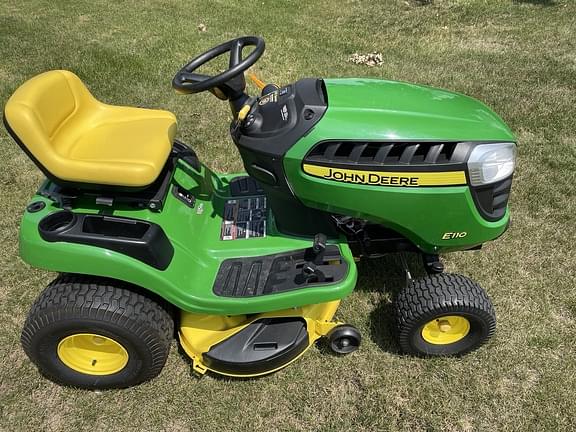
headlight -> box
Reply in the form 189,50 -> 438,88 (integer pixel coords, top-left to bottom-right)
467,143 -> 516,186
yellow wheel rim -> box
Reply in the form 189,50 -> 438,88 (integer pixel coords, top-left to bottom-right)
421,315 -> 470,345
57,333 -> 129,375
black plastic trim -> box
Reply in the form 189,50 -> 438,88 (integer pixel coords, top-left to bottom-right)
172,184 -> 196,208
213,245 -> 347,297
232,78 -> 328,157
202,317 -> 309,375
469,176 -> 513,222
303,140 -> 506,173
35,161 -> 174,212
250,164 -> 277,185
229,176 -> 264,197
232,78 -> 338,237
38,211 -> 174,270
30,142 -> 201,212
26,201 -> 46,213
173,140 -> 202,171
345,224 -> 419,256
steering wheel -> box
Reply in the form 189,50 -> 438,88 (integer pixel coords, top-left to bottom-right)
172,36 -> 265,95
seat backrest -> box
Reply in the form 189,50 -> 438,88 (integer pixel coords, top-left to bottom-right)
3,70 -> 93,179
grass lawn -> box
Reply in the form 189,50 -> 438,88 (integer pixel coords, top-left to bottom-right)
1,0 -> 575,430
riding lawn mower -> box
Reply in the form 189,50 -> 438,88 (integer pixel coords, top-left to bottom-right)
4,36 -> 516,389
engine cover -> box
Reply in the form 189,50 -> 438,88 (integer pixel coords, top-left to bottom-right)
284,79 -> 516,253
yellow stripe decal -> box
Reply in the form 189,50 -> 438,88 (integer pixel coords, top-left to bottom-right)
302,164 -> 467,187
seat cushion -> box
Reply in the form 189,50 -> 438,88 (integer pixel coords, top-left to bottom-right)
4,70 -> 177,187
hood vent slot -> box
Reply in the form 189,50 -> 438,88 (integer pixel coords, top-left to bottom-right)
305,141 -> 462,166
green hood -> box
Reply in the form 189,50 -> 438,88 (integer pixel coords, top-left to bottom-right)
322,78 -> 515,142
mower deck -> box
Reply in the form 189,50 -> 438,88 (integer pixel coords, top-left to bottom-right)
178,300 -> 342,377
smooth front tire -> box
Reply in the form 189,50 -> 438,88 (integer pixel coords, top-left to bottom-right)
21,275 -> 174,389
394,273 -> 496,356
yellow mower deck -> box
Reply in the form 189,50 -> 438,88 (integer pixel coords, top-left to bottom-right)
179,301 -> 341,377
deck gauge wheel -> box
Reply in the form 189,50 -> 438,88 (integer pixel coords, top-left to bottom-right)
327,325 -> 361,354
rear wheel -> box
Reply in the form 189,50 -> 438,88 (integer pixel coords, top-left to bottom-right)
394,273 -> 496,356
21,275 -> 174,389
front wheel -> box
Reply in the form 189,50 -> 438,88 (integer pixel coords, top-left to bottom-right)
394,273 -> 496,356
21,275 -> 174,389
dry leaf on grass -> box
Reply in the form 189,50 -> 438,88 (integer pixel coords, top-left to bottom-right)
348,52 -> 383,67
197,23 -> 207,32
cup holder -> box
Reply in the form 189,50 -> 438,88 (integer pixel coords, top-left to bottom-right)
37,211 -> 173,270
39,211 -> 77,235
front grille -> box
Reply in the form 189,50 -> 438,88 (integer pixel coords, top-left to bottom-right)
470,177 -> 513,221
304,140 -> 512,221
305,141 -> 467,166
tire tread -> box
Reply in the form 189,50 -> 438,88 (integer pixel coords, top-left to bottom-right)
394,273 -> 496,356
21,274 -> 174,388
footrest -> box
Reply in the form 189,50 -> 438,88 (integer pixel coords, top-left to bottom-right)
202,317 -> 309,375
212,246 -> 348,297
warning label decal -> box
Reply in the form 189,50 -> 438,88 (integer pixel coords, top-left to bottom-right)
221,196 -> 267,240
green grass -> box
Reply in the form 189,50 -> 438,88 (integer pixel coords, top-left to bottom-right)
1,0 -> 575,430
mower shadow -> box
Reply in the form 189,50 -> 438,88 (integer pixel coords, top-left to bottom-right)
355,253 -> 427,354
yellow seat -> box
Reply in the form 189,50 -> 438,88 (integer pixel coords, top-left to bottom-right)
4,70 -> 177,187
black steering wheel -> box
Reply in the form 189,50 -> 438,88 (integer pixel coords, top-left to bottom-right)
172,36 -> 265,95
